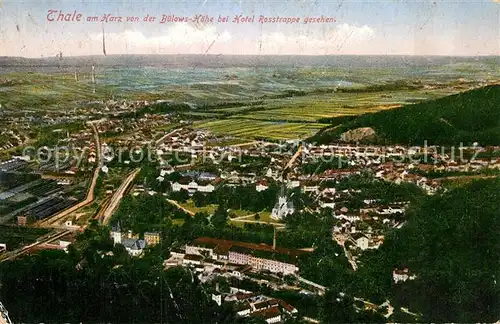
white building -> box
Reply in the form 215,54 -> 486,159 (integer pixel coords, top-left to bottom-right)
171,181 -> 215,194
271,185 -> 295,220
356,236 -> 369,250
271,196 -> 295,220
393,268 -> 417,283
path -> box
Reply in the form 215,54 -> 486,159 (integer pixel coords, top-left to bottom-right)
155,128 -> 182,146
229,214 -> 285,227
166,199 -> 195,216
284,144 -> 303,172
293,274 -> 326,294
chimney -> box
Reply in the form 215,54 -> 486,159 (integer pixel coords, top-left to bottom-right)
273,227 -> 276,250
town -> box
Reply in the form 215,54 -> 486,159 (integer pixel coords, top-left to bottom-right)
1,94 -> 499,322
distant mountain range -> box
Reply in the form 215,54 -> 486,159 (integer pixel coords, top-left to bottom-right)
310,84 -> 500,146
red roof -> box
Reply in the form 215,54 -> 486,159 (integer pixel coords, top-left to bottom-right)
251,306 -> 281,320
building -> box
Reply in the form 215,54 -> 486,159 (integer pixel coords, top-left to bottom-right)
353,234 -> 369,250
185,237 -> 308,275
121,238 -> 147,257
251,306 -> 281,323
111,225 -> 122,245
255,180 -> 269,192
171,180 -> 215,194
17,215 -> 27,226
393,268 -> 417,283
271,185 -> 295,220
225,292 -> 297,323
144,232 -> 160,246
110,224 -> 147,256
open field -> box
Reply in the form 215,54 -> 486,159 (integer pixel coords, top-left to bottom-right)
192,87 -> 461,140
0,73 -> 115,110
1,58 -> 493,144
233,89 -> 455,121
194,119 -> 328,140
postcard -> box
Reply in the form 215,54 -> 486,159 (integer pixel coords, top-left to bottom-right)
0,1 -> 499,323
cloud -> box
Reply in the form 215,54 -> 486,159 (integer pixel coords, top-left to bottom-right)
256,23 -> 375,55
86,22 -> 374,55
90,23 -> 232,54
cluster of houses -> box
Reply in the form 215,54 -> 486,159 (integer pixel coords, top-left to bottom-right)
214,288 -> 298,323
331,200 -> 408,249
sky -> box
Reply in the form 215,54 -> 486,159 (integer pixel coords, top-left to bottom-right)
0,0 -> 499,57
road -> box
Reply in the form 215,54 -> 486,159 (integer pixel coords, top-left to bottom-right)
343,244 -> 358,271
155,128 -> 182,146
37,121 -> 102,227
283,144 -> 303,177
230,218 -> 285,227
294,274 -> 326,294
100,168 -> 141,225
229,214 -> 285,228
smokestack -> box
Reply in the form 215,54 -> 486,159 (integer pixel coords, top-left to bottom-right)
102,25 -> 107,56
273,227 -> 276,250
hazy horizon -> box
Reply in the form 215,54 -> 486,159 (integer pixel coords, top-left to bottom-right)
3,53 -> 500,59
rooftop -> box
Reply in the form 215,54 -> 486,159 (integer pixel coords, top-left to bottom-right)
190,237 -> 309,264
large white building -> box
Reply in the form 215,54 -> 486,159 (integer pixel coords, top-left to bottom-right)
171,181 -> 215,194
185,237 -> 307,275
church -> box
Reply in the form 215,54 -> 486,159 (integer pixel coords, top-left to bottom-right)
271,185 -> 295,220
